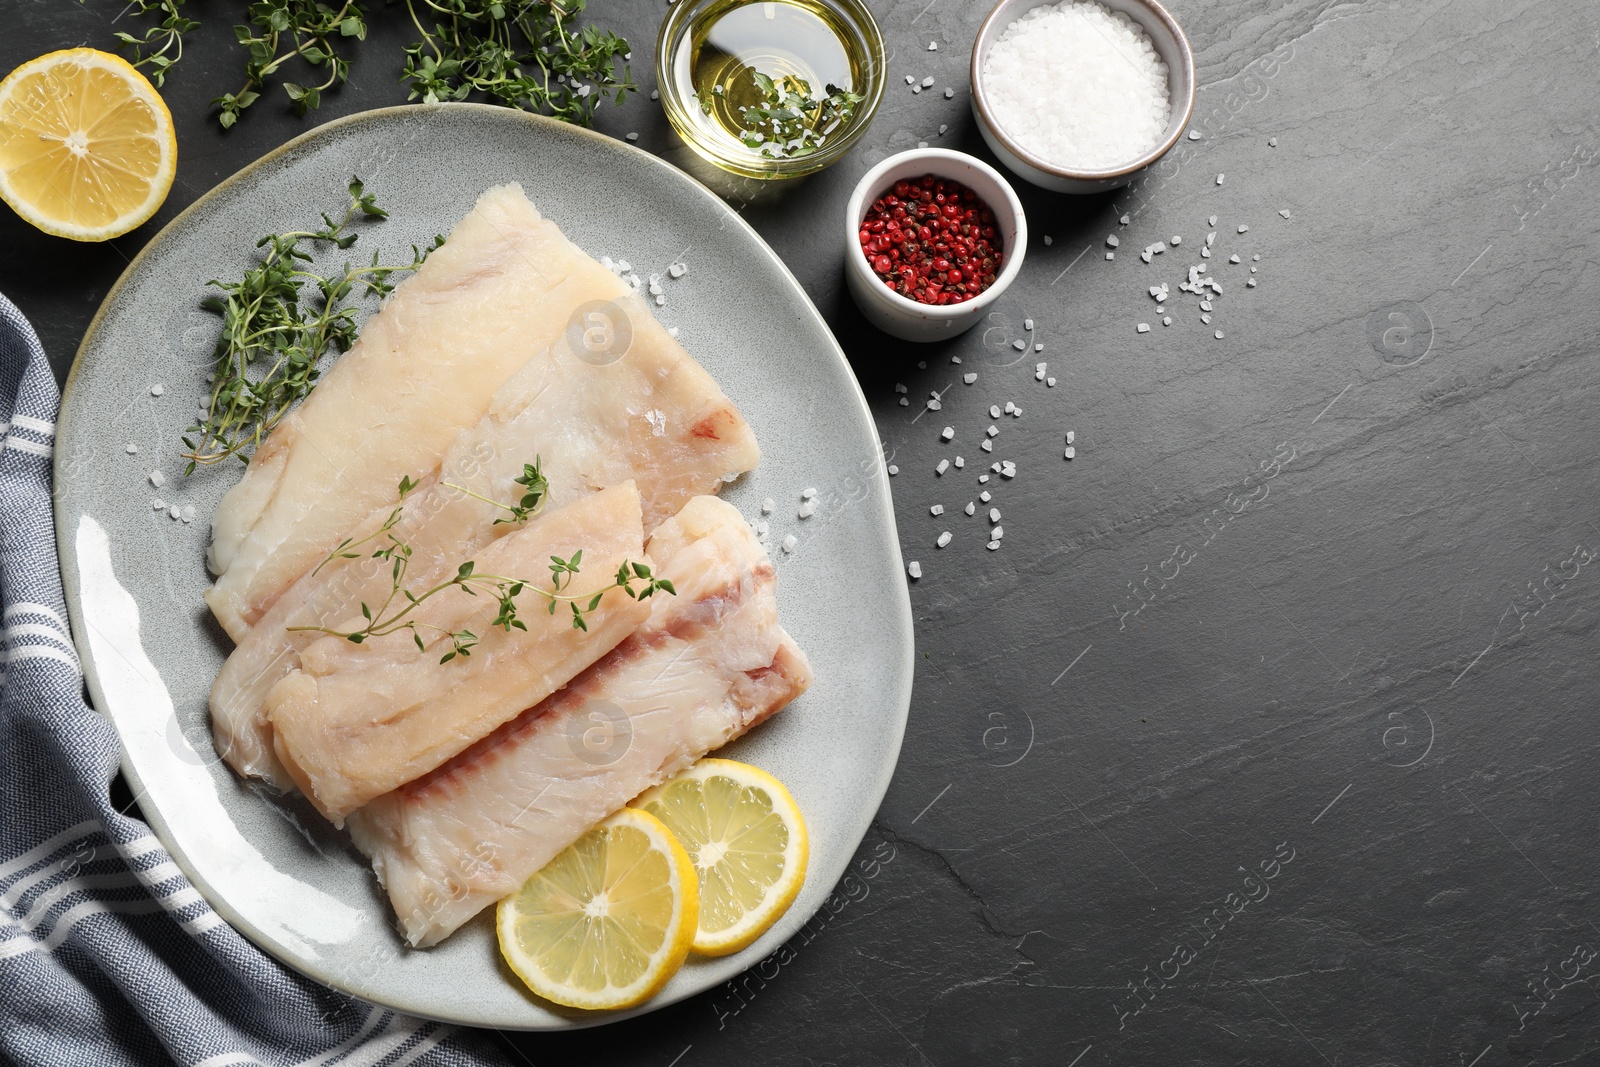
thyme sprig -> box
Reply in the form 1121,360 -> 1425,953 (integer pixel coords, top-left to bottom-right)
442,459 -> 550,526
401,0 -> 636,124
289,474 -> 675,663
115,0 -> 634,129
114,0 -> 198,87
703,71 -> 865,160
181,178 -> 445,473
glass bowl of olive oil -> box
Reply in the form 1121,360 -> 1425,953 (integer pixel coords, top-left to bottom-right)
657,0 -> 886,180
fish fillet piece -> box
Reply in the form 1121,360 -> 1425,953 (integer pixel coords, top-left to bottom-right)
209,288 -> 759,788
265,482 -> 653,823
206,183 -> 635,642
346,496 -> 812,947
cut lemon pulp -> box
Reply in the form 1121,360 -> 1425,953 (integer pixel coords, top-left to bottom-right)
496,808 -> 698,1011
636,758 -> 808,956
0,49 -> 176,242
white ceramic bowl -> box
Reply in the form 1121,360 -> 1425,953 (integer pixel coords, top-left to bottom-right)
844,148 -> 1027,343
970,0 -> 1196,194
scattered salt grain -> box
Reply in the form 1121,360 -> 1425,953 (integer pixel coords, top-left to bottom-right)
939,124 -> 948,135
1003,401 -> 1015,415
1268,137 -> 1278,147
954,456 -> 965,468
964,372 -> 978,384
1237,224 -> 1249,233
905,75 -> 915,85
1024,318 -> 1035,331
1247,278 -> 1257,287
888,464 -> 899,474
1200,300 -> 1212,311
1228,254 -> 1241,264
1208,214 -> 1217,226
988,541 -> 1000,551
1201,314 -> 1211,324
936,459 -> 950,475
668,327 -> 680,338
1106,253 -> 1115,260
1046,377 -> 1056,386
1216,173 -> 1225,185
1252,254 -> 1261,261
125,443 -> 138,454
927,398 -> 942,411
981,439 -> 994,452
1279,209 -> 1291,219
1106,235 -> 1119,248
783,535 -> 798,553
149,471 -> 165,488
1065,446 -> 1076,459
801,487 -> 817,499
899,397 -> 909,406
928,41 -> 939,50
986,424 -> 999,437
1035,363 -> 1046,381
941,426 -> 955,441
990,405 -> 1002,418
944,87 -> 955,99
992,526 -> 1004,540
1215,330 -> 1225,339
981,0 -> 1172,170
937,531 -> 952,548
979,474 -> 989,483
651,90 -> 660,101
921,76 -> 935,87
907,561 -> 921,578
952,356 -> 962,363
169,506 -> 181,520
1120,214 -> 1130,225
1013,339 -> 1026,351
626,132 -> 639,142
1136,323 -> 1150,333
1034,343 -> 1044,352
980,490 -> 991,502
989,508 -> 1001,524
965,502 -> 977,515
1162,316 -> 1172,326
180,506 -> 196,524
1188,130 -> 1200,140
151,499 -> 164,510
1044,235 -> 1054,246
1171,235 -> 1181,245
1066,430 -> 1075,443
930,504 -> 945,516
798,501 -> 816,519
150,384 -> 164,396
669,262 -> 688,278
762,498 -> 775,514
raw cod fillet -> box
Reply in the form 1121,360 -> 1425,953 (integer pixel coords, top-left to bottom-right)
265,482 -> 654,824
205,183 -> 640,642
208,289 -> 760,789
345,496 -> 813,947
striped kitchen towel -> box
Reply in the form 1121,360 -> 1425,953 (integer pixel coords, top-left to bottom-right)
0,292 -> 508,1067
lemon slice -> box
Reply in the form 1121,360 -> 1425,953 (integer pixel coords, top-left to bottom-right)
0,49 -> 176,242
497,807 -> 698,1010
636,758 -> 808,956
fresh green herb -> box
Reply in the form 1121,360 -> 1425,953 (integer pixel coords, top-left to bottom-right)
288,473 -> 676,661
442,458 -> 550,526
401,0 -> 635,124
116,0 -> 633,129
114,0 -> 198,87
214,0 -> 371,129
703,71 -> 865,160
181,178 -> 445,473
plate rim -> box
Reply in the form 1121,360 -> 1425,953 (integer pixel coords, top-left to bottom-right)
54,102 -> 915,1030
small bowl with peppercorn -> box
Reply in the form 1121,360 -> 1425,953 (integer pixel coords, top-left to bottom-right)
845,147 -> 1027,342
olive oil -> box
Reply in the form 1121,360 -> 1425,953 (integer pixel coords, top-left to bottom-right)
670,0 -> 870,167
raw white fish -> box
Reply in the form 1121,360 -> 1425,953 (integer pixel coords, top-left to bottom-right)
208,287 -> 759,787
205,183 -> 636,642
266,482 -> 654,823
346,496 -> 812,947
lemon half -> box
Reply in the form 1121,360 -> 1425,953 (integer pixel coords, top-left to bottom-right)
636,758 -> 809,956
0,49 -> 176,242
497,807 -> 698,1011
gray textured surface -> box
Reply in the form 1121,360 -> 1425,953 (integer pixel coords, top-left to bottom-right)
8,0 -> 1600,1062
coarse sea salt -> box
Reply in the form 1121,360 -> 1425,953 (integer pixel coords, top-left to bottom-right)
982,0 -> 1171,171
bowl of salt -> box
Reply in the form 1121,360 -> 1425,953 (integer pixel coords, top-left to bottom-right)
970,0 -> 1195,193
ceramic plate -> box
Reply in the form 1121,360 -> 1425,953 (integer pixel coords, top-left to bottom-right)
54,104 -> 913,1030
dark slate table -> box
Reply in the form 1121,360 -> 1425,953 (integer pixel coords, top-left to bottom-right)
10,0 -> 1600,1063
